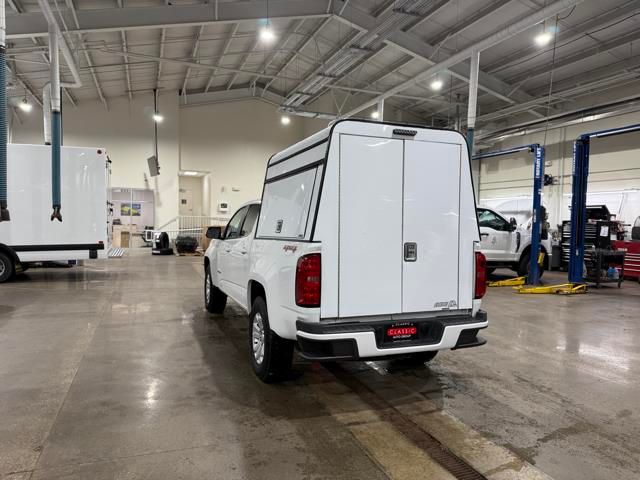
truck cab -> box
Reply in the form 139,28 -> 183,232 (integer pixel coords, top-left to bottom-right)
478,206 -> 550,277
204,121 -> 488,383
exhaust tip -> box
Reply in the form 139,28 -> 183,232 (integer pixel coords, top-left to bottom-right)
0,208 -> 10,222
51,206 -> 62,222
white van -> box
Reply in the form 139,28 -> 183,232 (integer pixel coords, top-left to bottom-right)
0,144 -> 110,282
204,120 -> 488,382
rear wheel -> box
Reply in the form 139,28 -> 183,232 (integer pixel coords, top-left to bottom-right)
204,265 -> 227,314
249,296 -> 294,383
0,252 -> 15,283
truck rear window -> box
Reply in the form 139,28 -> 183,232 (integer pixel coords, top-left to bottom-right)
257,166 -> 321,240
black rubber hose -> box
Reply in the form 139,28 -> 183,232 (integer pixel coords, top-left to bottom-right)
50,110 -> 62,221
0,45 -> 10,222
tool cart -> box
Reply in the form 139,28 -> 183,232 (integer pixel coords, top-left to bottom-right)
584,248 -> 625,288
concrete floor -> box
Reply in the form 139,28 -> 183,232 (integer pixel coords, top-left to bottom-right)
1,251 -> 639,480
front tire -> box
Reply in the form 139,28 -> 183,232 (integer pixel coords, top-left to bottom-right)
0,252 -> 15,283
204,265 -> 227,314
517,251 -> 545,279
249,296 -> 294,383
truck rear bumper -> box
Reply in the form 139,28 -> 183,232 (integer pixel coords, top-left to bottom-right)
296,311 -> 487,361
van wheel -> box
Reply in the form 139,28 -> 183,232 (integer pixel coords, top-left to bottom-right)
249,296 -> 294,383
204,265 -> 227,314
517,252 -> 545,279
0,252 -> 15,283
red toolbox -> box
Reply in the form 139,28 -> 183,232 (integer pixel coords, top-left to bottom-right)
612,240 -> 640,281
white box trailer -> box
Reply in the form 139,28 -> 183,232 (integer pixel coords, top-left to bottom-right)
0,144 -> 110,282
204,120 -> 487,382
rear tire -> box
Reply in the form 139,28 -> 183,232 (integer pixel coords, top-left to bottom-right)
0,252 -> 15,283
517,251 -> 545,279
249,296 -> 294,383
204,265 -> 227,314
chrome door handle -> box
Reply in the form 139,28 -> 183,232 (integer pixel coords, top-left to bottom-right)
480,233 -> 489,237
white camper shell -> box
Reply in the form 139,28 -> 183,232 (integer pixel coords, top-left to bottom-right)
204,120 -> 488,382
0,144 -> 110,282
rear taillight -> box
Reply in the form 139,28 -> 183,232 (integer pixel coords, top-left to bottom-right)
296,254 -> 321,307
475,252 -> 487,299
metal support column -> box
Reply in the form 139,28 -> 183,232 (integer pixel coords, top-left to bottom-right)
466,50 -> 480,156
529,145 -> 545,285
377,99 -> 384,121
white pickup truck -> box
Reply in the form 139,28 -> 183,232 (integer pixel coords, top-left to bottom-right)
477,206 -> 550,277
204,120 -> 488,382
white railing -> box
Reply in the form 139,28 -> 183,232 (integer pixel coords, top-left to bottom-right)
154,215 -> 230,248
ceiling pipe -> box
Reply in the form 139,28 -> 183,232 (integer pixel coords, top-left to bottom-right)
340,0 -> 586,119
43,84 -> 52,145
36,0 -> 82,89
478,94 -> 640,144
0,0 -> 9,221
36,0 -> 84,222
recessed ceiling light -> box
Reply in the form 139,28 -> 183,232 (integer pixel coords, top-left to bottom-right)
18,98 -> 33,113
370,111 -> 380,119
534,31 -> 553,47
152,113 -> 164,123
260,26 -> 276,43
181,171 -> 199,176
430,79 -> 444,91
281,115 -> 291,125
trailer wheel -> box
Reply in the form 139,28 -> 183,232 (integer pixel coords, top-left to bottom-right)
249,296 -> 294,383
204,265 -> 227,314
0,252 -> 15,283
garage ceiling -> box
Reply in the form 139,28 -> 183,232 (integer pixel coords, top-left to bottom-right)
5,0 -> 640,133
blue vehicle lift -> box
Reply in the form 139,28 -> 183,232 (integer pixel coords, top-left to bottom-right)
568,123 -> 640,284
473,144 -> 545,285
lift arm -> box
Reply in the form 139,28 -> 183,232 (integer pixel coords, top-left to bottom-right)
472,144 -> 544,285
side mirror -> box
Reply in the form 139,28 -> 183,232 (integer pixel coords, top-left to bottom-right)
206,226 -> 223,239
509,217 -> 518,231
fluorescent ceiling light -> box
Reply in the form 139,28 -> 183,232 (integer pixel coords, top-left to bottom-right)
430,79 -> 444,91
181,171 -> 200,176
370,111 -> 380,119
18,98 -> 33,113
153,113 -> 164,122
534,31 -> 553,47
260,26 -> 276,43
281,115 -> 291,125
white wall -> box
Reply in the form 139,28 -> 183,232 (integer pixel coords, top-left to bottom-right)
10,94 -> 309,227
11,93 -> 180,229
477,110 -> 640,231
179,99 -> 306,216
